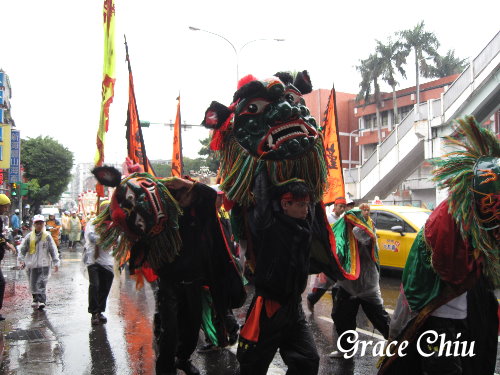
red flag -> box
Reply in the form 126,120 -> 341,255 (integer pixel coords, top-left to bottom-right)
171,96 -> 183,177
322,85 -> 345,204
124,37 -> 155,176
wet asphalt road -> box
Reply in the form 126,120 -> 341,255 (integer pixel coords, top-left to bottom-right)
0,247 -> 497,374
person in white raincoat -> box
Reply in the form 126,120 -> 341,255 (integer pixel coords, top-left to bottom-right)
82,201 -> 114,326
18,214 -> 60,310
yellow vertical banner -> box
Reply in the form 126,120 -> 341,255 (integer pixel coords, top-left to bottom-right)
322,86 -> 345,204
171,97 -> 183,177
95,0 -> 116,168
0,124 -> 11,169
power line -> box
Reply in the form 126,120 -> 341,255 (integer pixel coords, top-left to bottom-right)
140,121 -> 204,129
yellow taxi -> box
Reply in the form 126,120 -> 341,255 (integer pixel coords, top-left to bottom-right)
369,205 -> 432,269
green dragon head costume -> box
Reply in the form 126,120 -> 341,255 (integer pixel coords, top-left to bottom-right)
202,71 -> 327,205
378,116 -> 500,375
432,116 -> 500,281
202,71 -> 351,282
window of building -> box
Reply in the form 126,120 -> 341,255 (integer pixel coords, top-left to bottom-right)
398,105 -> 413,121
362,114 -> 377,130
0,127 -> 3,142
0,146 -> 3,161
362,143 -> 377,162
381,111 -> 389,126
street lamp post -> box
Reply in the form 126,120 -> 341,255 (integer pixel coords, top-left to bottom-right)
189,26 -> 284,83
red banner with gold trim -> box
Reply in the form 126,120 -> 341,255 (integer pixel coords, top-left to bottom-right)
322,85 -> 345,204
124,37 -> 155,176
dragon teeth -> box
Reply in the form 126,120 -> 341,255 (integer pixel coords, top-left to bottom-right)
267,124 -> 309,148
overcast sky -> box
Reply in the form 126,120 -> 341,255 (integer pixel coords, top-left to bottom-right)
1,0 -> 498,164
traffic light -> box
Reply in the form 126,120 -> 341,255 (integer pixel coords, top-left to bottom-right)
11,183 -> 17,196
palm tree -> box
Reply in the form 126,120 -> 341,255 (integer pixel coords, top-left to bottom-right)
356,53 -> 384,144
376,38 -> 407,125
398,21 -> 439,118
429,49 -> 467,78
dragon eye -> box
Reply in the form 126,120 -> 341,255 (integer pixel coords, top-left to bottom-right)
284,88 -> 302,105
240,99 -> 270,116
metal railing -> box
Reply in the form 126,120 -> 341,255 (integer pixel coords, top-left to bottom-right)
473,30 -> 500,79
398,108 -> 416,140
357,100 -> 428,182
443,65 -> 471,110
443,31 -> 499,113
379,130 -> 397,160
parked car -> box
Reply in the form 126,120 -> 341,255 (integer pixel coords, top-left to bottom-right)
369,205 -> 431,269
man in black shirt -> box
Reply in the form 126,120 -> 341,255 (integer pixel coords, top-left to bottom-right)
237,176 -> 319,375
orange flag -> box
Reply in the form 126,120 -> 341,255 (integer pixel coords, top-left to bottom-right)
322,85 -> 345,204
171,96 -> 183,177
124,36 -> 155,176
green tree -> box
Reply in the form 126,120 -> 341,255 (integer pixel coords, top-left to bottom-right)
198,137 -> 219,173
21,136 -> 73,213
151,157 -> 207,177
429,49 -> 467,78
398,21 -> 440,116
183,157 -> 205,174
150,161 -> 171,177
376,38 -> 407,124
356,53 -> 384,143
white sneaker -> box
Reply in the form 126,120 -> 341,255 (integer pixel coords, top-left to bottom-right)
31,301 -> 38,308
38,302 -> 45,310
329,350 -> 344,358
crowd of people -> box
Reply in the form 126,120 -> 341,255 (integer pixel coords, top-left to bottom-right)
0,169 -> 496,375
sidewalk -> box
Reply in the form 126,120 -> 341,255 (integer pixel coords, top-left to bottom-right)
0,249 -> 23,363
